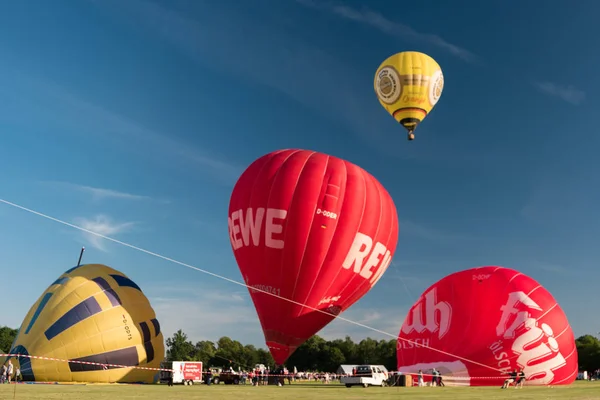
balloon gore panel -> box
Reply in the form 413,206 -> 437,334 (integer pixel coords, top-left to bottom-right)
3,264 -> 164,383
229,149 -> 399,365
396,266 -> 577,386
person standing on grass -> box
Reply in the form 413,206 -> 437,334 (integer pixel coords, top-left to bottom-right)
6,361 -> 13,384
431,368 -> 438,386
437,370 -> 445,387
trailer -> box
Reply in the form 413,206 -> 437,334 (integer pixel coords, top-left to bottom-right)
160,361 -> 203,385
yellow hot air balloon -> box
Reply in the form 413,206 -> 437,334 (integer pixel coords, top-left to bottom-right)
374,51 -> 444,141
2,264 -> 164,383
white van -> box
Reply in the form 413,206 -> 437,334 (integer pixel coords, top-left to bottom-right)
341,365 -> 388,388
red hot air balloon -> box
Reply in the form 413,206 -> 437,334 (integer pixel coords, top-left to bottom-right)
397,266 -> 577,387
228,149 -> 399,365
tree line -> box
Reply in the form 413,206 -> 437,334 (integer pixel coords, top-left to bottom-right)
1,325 -> 599,373
165,329 -> 397,372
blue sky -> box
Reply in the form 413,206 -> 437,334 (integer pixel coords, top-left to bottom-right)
1,0 -> 599,350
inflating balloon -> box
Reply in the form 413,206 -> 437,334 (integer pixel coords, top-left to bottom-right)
374,51 -> 444,141
3,264 -> 164,383
397,266 -> 577,386
228,149 -> 399,365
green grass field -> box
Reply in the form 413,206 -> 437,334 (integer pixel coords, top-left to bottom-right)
0,381 -> 599,400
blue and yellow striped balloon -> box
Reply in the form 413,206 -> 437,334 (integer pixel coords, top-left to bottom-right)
2,264 -> 164,383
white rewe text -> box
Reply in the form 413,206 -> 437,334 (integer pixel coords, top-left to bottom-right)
229,207 -> 287,250
341,232 -> 393,287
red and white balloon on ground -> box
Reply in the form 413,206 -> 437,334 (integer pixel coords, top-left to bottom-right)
397,266 -> 577,386
228,149 -> 399,365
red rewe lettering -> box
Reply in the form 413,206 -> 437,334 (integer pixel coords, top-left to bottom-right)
341,232 -> 393,287
228,208 -> 287,250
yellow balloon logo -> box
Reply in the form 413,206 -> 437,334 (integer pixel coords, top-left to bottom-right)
2,264 -> 164,383
374,51 -> 444,141
375,66 -> 402,104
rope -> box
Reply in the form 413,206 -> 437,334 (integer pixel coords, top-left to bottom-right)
0,198 -> 504,374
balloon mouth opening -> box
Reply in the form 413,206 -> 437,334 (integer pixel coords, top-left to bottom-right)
266,342 -> 296,365
400,118 -> 422,131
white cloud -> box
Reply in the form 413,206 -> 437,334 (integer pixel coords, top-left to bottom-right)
296,0 -> 478,63
147,285 -> 262,345
145,281 -> 409,346
400,220 -> 480,246
44,181 -> 151,201
318,306 -> 408,342
534,81 -> 586,105
79,186 -> 148,201
527,260 -> 569,275
86,0 -> 425,160
0,67 -> 241,183
384,269 -> 426,303
72,214 -> 136,252
520,176 -> 597,226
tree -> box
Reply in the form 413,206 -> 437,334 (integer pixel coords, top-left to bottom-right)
239,344 -> 260,369
255,348 -> 275,369
165,329 -> 195,361
575,335 -> 600,373
213,336 -> 246,368
193,340 -> 217,364
0,326 -> 18,353
331,336 -> 358,364
320,345 -> 345,372
287,335 -> 326,371
376,339 -> 397,371
5,321 -> 597,375
356,338 -> 379,364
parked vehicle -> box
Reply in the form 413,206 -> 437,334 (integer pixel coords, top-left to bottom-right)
212,367 -> 242,385
340,365 -> 388,388
159,361 -> 203,385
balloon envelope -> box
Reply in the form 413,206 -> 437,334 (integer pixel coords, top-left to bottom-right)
228,149 -> 399,364
3,264 -> 164,383
397,266 -> 577,386
374,51 -> 443,138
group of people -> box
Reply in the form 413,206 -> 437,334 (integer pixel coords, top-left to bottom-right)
501,368 -> 526,389
582,369 -> 599,380
200,366 -> 295,386
248,366 -> 293,386
1,360 -> 21,384
416,368 -> 444,387
411,367 -> 526,388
